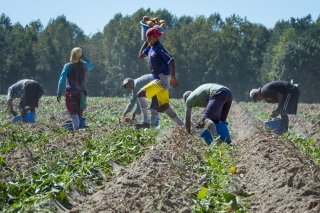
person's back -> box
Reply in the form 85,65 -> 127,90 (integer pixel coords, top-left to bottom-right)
66,62 -> 87,93
186,83 -> 228,108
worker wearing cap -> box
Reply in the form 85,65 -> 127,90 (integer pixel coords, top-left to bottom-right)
7,79 -> 44,122
136,27 -> 183,128
183,83 -> 233,137
122,74 -> 160,127
249,80 -> 300,132
56,47 -> 94,130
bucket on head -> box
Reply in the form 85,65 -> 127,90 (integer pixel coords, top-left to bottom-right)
140,21 -> 150,41
199,129 -> 213,145
216,122 -> 231,144
140,21 -> 166,41
265,118 -> 286,135
12,112 -> 36,123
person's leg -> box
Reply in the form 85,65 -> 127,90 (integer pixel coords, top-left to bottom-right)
137,80 -> 163,126
19,90 -> 27,122
203,89 -> 230,136
158,90 -> 183,127
137,91 -> 150,125
204,91 -> 227,123
150,109 -> 159,127
66,89 -> 81,130
280,114 -> 289,133
71,114 -> 80,130
219,89 -> 233,122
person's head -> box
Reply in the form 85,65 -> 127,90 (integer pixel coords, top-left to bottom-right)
249,87 -> 263,102
123,78 -> 134,90
146,27 -> 164,45
183,91 -> 192,103
70,47 -> 83,63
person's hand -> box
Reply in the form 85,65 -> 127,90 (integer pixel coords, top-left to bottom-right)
57,95 -> 61,103
195,119 -> 205,129
170,76 -> 178,87
270,110 -> 279,118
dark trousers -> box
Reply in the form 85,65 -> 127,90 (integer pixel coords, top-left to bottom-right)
204,88 -> 233,123
279,86 -> 300,115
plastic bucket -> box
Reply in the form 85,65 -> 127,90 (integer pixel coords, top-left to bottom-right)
140,21 -> 150,41
216,122 -> 231,143
12,112 -> 36,123
199,129 -> 213,145
265,118 -> 285,135
140,21 -> 166,41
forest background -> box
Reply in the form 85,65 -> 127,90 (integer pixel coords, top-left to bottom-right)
0,8 -> 319,102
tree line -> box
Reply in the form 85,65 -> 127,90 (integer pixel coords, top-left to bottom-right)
0,9 -> 319,102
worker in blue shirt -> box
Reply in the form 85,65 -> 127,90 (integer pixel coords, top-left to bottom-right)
56,47 -> 94,130
136,27 -> 183,128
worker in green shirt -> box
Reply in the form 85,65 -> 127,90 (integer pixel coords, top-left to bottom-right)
183,83 -> 233,138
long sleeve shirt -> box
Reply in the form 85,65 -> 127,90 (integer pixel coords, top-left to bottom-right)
57,56 -> 94,96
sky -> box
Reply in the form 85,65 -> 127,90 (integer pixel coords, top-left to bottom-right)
1,0 -> 319,36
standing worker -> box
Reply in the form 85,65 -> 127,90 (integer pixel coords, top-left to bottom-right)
183,83 -> 233,142
7,79 -> 44,122
57,47 -> 94,130
136,27 -> 183,128
121,74 -> 160,127
249,80 -> 300,133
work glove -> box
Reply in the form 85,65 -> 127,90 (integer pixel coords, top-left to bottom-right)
170,76 -> 178,88
270,110 -> 279,118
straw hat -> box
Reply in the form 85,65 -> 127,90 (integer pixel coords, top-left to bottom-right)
70,47 -> 83,63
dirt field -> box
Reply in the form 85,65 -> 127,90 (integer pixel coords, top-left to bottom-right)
68,102 -> 320,212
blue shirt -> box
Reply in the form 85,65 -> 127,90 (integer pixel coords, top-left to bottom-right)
143,41 -> 173,79
57,56 -> 94,96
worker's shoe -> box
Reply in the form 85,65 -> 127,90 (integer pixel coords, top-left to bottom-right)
135,122 -> 151,129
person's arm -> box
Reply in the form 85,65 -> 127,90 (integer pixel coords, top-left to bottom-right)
138,41 -> 149,58
123,92 -> 136,116
271,93 -> 284,117
168,59 -> 178,87
169,59 -> 176,77
7,99 -> 17,116
81,55 -> 94,71
56,64 -> 70,102
185,107 -> 192,133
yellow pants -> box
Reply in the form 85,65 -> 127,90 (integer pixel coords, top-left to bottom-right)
140,80 -> 169,105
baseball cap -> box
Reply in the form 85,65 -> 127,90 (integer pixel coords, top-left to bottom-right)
249,88 -> 261,101
146,27 -> 164,39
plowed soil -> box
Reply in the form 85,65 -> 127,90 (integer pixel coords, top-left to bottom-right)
69,102 -> 320,212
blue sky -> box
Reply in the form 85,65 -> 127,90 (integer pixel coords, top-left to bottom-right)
1,0 -> 319,36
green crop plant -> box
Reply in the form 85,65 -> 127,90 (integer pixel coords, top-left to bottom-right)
192,142 -> 248,212
0,96 -> 163,212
